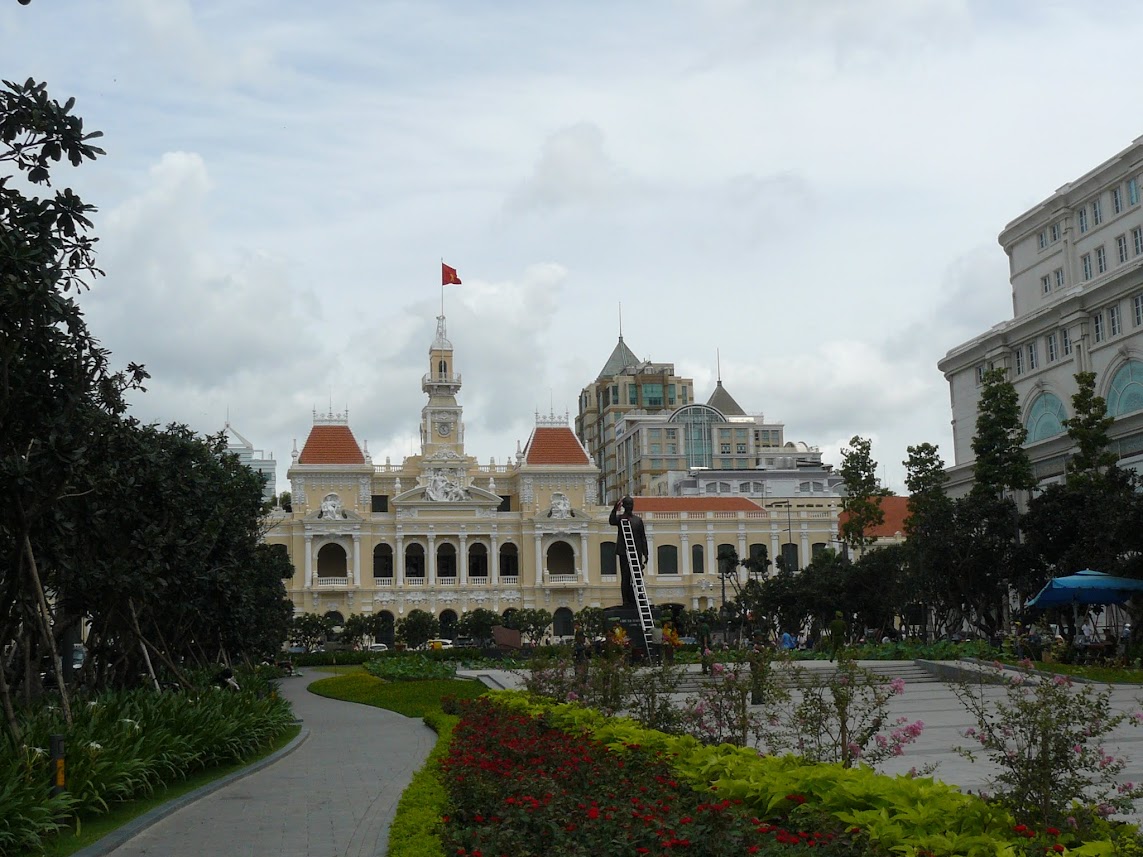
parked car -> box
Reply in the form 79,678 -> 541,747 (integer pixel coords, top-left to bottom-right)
453,637 -> 477,648
418,638 -> 454,651
368,643 -> 389,653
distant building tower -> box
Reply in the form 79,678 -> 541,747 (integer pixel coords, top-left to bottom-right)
223,422 -> 277,503
575,334 -> 696,504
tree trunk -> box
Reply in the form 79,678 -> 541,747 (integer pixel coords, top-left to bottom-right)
24,534 -> 72,724
128,600 -> 161,692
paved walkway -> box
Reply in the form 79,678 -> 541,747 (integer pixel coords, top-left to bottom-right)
88,673 -> 435,857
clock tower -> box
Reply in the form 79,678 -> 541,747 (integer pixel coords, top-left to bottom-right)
420,315 -> 465,456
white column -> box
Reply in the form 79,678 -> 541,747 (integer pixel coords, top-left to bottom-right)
459,536 -> 468,585
770,524 -> 781,571
800,521 -> 810,565
534,535 -> 544,587
352,535 -> 361,587
645,528 -> 655,577
579,532 -> 589,583
705,533 -> 715,574
490,534 -> 499,582
396,534 -> 405,586
681,533 -> 691,576
428,535 -> 437,585
304,535 -> 313,587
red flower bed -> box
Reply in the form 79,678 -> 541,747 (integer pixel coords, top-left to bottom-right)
439,697 -> 862,857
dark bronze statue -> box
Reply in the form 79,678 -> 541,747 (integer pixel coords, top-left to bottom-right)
609,495 -> 648,607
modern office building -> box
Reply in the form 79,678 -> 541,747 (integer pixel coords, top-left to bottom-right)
264,315 -> 842,638
223,422 -> 277,503
575,335 -> 696,505
939,137 -> 1143,493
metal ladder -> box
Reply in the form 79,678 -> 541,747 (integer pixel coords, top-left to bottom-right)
620,517 -> 657,662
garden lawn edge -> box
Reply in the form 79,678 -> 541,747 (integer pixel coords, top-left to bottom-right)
386,710 -> 455,857
69,726 -> 310,857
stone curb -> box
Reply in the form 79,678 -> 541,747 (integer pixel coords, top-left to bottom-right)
71,724 -> 311,857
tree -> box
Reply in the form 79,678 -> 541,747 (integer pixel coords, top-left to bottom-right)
839,436 -> 890,550
0,78 -> 145,734
504,608 -> 553,646
902,443 -> 955,637
396,609 -> 438,649
456,608 -> 500,647
291,614 -> 332,652
573,606 -> 606,640
1063,371 -> 1118,485
971,368 -> 1033,498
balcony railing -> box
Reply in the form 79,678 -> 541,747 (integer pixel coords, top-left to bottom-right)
438,577 -> 458,585
374,577 -> 394,587
499,576 -> 519,586
405,577 -> 426,586
315,576 -> 349,587
544,574 -> 579,585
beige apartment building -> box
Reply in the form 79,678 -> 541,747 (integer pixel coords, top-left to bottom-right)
264,315 -> 841,638
939,137 -> 1143,493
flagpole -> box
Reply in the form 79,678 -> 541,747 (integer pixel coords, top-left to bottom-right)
440,258 -> 444,316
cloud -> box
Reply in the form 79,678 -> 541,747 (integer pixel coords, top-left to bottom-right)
506,123 -> 637,212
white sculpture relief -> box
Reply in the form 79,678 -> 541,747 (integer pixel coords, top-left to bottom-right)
425,468 -> 470,501
547,492 -> 573,518
319,494 -> 346,520
521,477 -> 534,503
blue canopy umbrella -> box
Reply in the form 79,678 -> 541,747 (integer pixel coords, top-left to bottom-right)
1025,569 -> 1143,609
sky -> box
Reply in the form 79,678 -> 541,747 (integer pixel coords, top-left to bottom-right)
6,0 -> 1143,495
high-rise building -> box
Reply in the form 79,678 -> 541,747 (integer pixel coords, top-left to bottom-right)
223,422 -> 276,503
939,137 -> 1143,493
575,335 -> 695,505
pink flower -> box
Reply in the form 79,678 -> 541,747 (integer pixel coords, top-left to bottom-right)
889,678 -> 905,694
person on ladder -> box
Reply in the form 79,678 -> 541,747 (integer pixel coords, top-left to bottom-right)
609,495 -> 648,607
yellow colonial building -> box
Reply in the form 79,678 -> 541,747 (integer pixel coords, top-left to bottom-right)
264,314 -> 841,639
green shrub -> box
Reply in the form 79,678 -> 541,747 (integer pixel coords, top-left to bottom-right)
307,674 -> 485,718
0,678 -> 294,856
487,692 -> 1133,856
386,711 -> 454,857
364,655 -> 456,682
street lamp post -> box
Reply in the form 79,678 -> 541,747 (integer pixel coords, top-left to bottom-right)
771,500 -> 795,572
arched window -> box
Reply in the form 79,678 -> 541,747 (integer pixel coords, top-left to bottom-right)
377,611 -> 395,646
691,544 -> 704,574
553,607 -> 574,637
437,543 -> 457,578
667,404 -> 726,469
405,543 -> 425,578
1107,360 -> 1143,416
1025,392 -> 1067,442
499,543 -> 519,579
546,541 -> 575,575
600,541 -> 617,576
781,543 -> 799,573
657,544 -> 678,575
439,609 -> 458,640
438,359 -> 448,377
373,544 -> 393,578
468,543 -> 488,578
316,543 -> 347,578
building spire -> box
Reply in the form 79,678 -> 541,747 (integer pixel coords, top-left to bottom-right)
716,348 -> 722,384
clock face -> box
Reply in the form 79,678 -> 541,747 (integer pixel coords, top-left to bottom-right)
436,420 -> 452,437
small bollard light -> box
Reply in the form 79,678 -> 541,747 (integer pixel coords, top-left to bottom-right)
50,734 -> 66,796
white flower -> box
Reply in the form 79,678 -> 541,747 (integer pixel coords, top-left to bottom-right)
88,741 -> 103,752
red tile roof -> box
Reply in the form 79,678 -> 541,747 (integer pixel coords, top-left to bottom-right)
298,424 -> 365,465
837,495 -> 909,539
524,427 -> 591,465
634,497 -> 763,513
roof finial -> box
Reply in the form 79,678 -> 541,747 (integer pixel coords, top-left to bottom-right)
618,301 -> 623,338
716,349 -> 722,385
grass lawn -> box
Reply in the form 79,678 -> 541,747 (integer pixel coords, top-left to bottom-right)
1010,659 -> 1143,684
307,672 -> 487,717
31,724 -> 302,857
